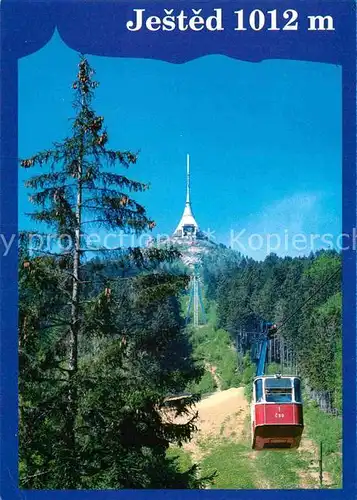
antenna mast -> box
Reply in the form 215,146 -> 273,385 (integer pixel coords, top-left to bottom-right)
186,153 -> 190,205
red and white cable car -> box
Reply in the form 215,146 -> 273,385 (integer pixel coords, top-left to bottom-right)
251,374 -> 304,450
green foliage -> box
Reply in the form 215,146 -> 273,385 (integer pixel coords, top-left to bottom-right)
241,354 -> 256,385
186,308 -> 241,394
304,401 -> 342,455
188,370 -> 217,395
200,441 -> 256,489
333,337 -> 342,412
299,292 -> 341,396
302,400 -> 342,487
241,355 -> 256,402
253,448 -> 307,489
201,247 -> 243,301
166,446 -> 193,473
20,250 -> 204,489
265,362 -> 281,375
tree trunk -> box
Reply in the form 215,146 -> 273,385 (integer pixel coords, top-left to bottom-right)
70,162 -> 82,373
67,150 -> 83,488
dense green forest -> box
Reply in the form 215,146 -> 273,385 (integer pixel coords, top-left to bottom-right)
202,248 -> 342,412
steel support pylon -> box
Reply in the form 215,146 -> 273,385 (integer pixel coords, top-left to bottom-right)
185,271 -> 206,327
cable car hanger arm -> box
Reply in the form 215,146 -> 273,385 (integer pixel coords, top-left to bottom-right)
256,321 -> 277,377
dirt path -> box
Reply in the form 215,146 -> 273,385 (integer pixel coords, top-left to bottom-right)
180,387 -> 249,460
204,363 -> 222,392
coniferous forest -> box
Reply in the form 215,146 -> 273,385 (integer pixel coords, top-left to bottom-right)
202,248 -> 342,412
19,56 -> 342,489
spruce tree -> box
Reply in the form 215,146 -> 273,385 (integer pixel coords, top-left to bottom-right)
21,56 -> 155,486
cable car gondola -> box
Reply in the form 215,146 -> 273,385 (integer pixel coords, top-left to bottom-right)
251,322 -> 304,450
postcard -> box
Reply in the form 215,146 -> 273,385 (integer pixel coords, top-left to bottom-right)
0,1 -> 355,498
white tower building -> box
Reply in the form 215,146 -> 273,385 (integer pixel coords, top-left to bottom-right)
173,154 -> 200,238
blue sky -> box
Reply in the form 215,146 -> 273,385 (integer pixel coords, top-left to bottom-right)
19,31 -> 341,259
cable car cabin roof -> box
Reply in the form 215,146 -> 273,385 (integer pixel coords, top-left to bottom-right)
254,374 -> 300,378
254,375 -> 301,382
265,378 -> 293,389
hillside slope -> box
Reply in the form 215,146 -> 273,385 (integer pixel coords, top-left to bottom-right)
171,305 -> 342,490
170,386 -> 336,489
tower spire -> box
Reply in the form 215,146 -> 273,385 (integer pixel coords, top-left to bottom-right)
186,153 -> 190,205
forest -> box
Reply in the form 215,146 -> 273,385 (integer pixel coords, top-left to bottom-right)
202,247 -> 342,412
18,55 -> 342,490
